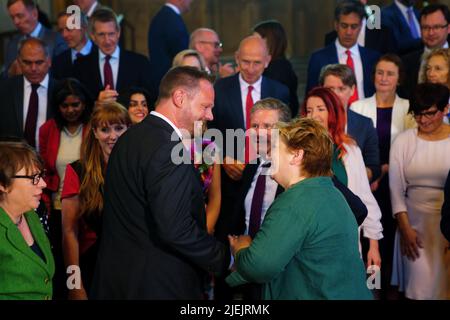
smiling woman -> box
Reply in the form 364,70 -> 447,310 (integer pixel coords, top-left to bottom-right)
0,140 -> 55,300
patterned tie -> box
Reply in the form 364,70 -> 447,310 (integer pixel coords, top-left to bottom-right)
407,7 -> 420,39
103,55 -> 114,89
248,162 -> 271,238
346,50 -> 359,105
245,86 -> 255,163
24,83 -> 40,148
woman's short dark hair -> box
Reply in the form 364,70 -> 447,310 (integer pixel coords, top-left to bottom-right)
373,53 -> 405,86
118,86 -> 153,111
252,20 -> 287,60
0,140 -> 44,201
53,78 -> 93,130
409,82 -> 450,114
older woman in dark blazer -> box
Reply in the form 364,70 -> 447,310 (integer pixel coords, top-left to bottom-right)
0,141 -> 54,300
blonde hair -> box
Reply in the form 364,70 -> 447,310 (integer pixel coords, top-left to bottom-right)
277,118 -> 333,178
79,102 -> 131,218
172,49 -> 207,71
420,48 -> 450,88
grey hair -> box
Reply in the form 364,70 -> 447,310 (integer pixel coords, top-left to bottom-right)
319,63 -> 356,87
18,37 -> 50,58
251,98 -> 292,122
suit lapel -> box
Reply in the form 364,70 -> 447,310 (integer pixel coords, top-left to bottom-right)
46,78 -> 56,120
116,50 -> 125,91
230,75 -> 245,129
14,77 -> 25,132
91,49 -> 103,93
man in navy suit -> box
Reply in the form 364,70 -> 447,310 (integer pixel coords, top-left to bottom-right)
147,0 -> 191,95
1,0 -> 67,79
306,0 -> 380,99
401,4 -> 450,99
209,35 -> 289,300
319,64 -> 381,182
74,9 -> 155,106
381,0 -> 422,55
52,11 -> 93,79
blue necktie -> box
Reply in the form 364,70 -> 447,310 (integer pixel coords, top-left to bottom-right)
407,8 -> 420,39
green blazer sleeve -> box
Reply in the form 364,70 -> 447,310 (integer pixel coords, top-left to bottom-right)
0,208 -> 55,300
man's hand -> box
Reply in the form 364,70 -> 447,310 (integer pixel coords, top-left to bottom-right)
97,85 -> 119,103
223,156 -> 245,181
228,235 -> 252,256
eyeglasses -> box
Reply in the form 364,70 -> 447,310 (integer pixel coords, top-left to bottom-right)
420,24 -> 449,32
61,101 -> 82,108
412,109 -> 441,119
13,171 -> 46,185
199,41 -> 223,49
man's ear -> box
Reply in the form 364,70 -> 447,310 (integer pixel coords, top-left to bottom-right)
172,89 -> 185,108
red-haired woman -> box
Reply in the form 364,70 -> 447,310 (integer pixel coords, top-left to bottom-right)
303,87 -> 383,270
61,102 -> 131,300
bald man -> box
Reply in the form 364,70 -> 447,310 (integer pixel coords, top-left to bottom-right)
190,28 -> 235,78
208,35 -> 289,299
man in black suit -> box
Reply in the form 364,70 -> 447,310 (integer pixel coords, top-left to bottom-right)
324,0 -> 396,54
91,66 -> 230,299
73,9 -> 155,106
52,11 -> 93,79
0,38 -> 59,150
147,0 -> 191,95
401,4 -> 450,98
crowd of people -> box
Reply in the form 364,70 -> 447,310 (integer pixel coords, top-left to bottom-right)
0,0 -> 449,300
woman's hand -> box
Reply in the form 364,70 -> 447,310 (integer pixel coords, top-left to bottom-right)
68,288 -> 88,300
228,235 -> 252,256
399,224 -> 423,261
367,239 -> 382,268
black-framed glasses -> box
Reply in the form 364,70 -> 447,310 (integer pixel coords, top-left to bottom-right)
412,109 -> 441,119
420,24 -> 449,32
199,41 -> 223,49
13,171 -> 46,185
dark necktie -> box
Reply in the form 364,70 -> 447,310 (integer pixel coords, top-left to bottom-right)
24,83 -> 40,148
75,52 -> 83,61
346,50 -> 359,105
248,162 -> 271,238
103,55 -> 114,89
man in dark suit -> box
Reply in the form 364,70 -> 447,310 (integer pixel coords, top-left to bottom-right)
147,0 -> 191,95
73,9 -> 155,105
324,0 -> 396,54
1,0 -> 67,79
319,64 -> 381,182
381,0 -> 422,55
0,38 -> 59,150
401,4 -> 450,99
441,170 -> 450,242
52,11 -> 93,79
91,66 -> 230,299
306,0 -> 380,100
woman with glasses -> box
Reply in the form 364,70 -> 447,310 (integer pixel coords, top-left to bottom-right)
61,103 -> 131,299
38,78 -> 92,299
390,83 -> 450,299
0,141 -> 54,300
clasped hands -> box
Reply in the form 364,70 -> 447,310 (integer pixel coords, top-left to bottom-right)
228,234 -> 252,257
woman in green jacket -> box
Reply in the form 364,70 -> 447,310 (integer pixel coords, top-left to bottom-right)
0,140 -> 55,300
226,118 -> 372,300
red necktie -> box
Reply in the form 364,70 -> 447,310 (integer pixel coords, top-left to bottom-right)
24,83 -> 40,148
104,55 -> 114,89
245,86 -> 255,163
345,50 -> 359,105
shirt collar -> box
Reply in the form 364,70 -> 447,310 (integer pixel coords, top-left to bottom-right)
99,46 -> 120,60
425,41 -> 449,53
29,22 -> 42,38
395,0 -> 412,14
150,111 -> 183,140
24,73 -> 49,89
335,38 -> 360,56
238,73 -> 262,93
71,39 -> 93,60
165,3 -> 181,15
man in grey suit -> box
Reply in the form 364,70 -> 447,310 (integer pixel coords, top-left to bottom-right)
2,0 -> 67,78
0,38 -> 59,150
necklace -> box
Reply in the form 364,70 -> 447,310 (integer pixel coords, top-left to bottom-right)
15,214 -> 23,226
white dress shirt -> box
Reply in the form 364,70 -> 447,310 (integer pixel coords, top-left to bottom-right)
395,0 -> 421,38
150,111 -> 183,140
23,74 -> 49,151
239,74 -> 262,126
99,46 -> 120,89
86,1 -> 99,17
71,39 -> 93,63
244,160 -> 278,235
29,22 -> 42,38
165,3 -> 181,15
357,18 -> 367,47
336,39 -> 365,99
